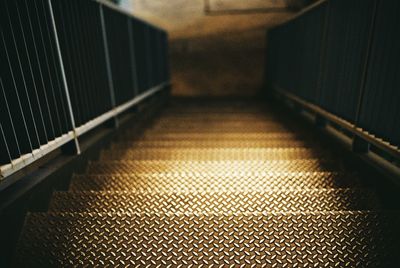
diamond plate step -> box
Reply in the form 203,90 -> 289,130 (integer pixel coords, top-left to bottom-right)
70,172 -> 359,192
163,106 -> 269,113
144,124 -> 295,133
111,140 -> 314,149
149,125 -> 291,132
154,116 -> 279,122
154,115 -> 281,121
151,121 -> 284,128
49,189 -> 380,213
126,132 -> 304,141
100,148 -> 328,161
16,211 -> 400,267
86,159 -> 338,174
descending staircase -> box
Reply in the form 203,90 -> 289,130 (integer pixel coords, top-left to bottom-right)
15,99 -> 400,266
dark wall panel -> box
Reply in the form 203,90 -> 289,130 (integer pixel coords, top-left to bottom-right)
132,19 -> 150,93
104,8 -> 135,106
273,3 -> 327,103
359,0 -> 400,147
267,0 -> 399,149
319,0 -> 375,123
52,0 -> 112,126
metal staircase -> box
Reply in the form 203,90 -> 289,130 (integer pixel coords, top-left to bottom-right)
15,99 -> 400,266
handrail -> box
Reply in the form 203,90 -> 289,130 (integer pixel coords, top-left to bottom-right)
274,87 -> 400,160
266,0 -> 400,164
0,132 -> 74,180
0,0 -> 170,181
48,0 -> 81,154
75,82 -> 168,137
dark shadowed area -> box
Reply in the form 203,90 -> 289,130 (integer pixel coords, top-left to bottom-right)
127,0 -> 296,96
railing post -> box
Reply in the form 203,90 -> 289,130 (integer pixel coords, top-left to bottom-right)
354,0 -> 379,127
315,114 -> 327,128
127,18 -> 139,97
352,136 -> 370,154
99,4 -> 119,128
47,0 -> 80,154
351,1 -> 378,156
315,0 -> 330,105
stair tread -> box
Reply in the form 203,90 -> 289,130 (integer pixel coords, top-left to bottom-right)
70,172 -> 360,192
49,189 -> 380,213
16,99 -> 395,266
112,140 -> 313,148
142,127 -> 293,133
100,147 -> 328,160
16,211 -> 400,267
86,159 -> 340,174
130,132 -> 304,140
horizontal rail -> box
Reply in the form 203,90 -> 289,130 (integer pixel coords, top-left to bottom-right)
0,81 -> 169,180
274,86 -> 400,160
0,0 -> 170,184
0,132 -> 74,180
75,82 -> 169,136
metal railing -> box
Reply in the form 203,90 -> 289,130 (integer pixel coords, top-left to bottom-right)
266,0 -> 400,161
0,0 -> 170,180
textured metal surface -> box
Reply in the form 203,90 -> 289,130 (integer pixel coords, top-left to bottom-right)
151,121 -> 285,129
154,116 -> 280,122
127,132 -> 304,141
15,100 -> 399,266
86,159 -> 338,174
49,189 -> 379,213
111,140 -> 313,149
100,148 -> 327,161
70,172 -> 359,192
16,211 -> 400,267
143,126 -> 293,133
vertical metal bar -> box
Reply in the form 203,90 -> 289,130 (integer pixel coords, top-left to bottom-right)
99,4 -> 119,127
54,0 -> 82,127
32,0 -> 57,140
14,0 -> 45,148
0,122 -> 12,165
99,5 -> 116,107
0,78 -> 21,158
354,0 -> 379,127
47,0 -> 80,154
68,1 -> 92,123
145,25 -> 153,89
34,0 -> 63,137
1,22 -> 33,154
22,0 -> 51,145
127,18 -> 139,97
4,0 -> 35,153
79,2 -> 98,120
315,1 -> 330,105
40,0 -> 70,134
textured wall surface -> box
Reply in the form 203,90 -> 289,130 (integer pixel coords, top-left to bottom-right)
125,0 -> 293,96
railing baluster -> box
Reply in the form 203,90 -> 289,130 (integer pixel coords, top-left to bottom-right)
1,0 -> 169,180
99,4 -> 118,126
3,0 -> 36,154
14,0 -> 46,149
23,0 -> 51,145
47,0 -> 80,154
41,0 -> 71,134
0,77 -> 21,159
0,122 -> 12,165
127,18 -> 139,97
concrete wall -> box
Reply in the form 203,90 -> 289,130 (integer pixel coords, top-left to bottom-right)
120,0 -> 293,96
